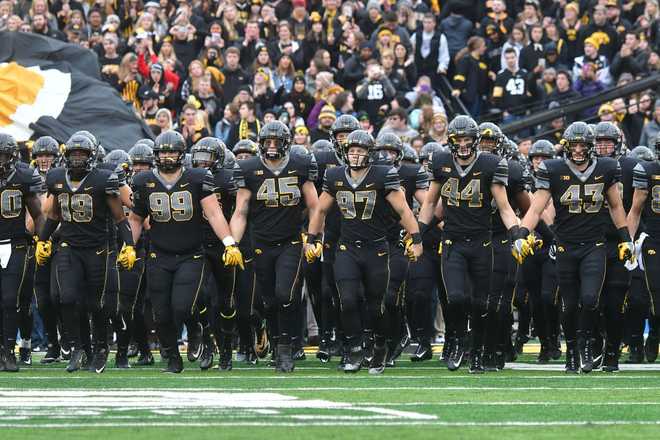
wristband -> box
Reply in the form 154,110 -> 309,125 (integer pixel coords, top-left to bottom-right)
222,236 -> 236,247
418,221 -> 430,236
536,221 -> 555,243
617,227 -> 632,243
411,232 -> 422,245
307,233 -> 322,244
117,219 -> 134,247
38,217 -> 59,242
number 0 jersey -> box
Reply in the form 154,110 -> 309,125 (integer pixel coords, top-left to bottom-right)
430,151 -> 508,238
132,167 -> 218,254
46,167 -> 118,247
323,165 -> 401,242
234,154 -> 317,244
313,149 -> 342,239
632,161 -> 660,238
202,167 -> 237,247
536,157 -> 620,244
0,167 -> 43,241
491,159 -> 527,236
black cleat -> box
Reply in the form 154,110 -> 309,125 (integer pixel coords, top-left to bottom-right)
293,346 -> 306,361
625,342 -> 644,364
244,345 -> 258,365
162,352 -> 184,373
343,345 -> 363,373
187,338 -> 202,362
602,351 -> 620,372
81,348 -> 93,370
389,330 -> 411,363
565,347 -> 579,374
0,351 -> 5,372
549,337 -> 562,360
115,350 -> 130,369
19,347 -> 31,365
66,348 -> 85,373
127,343 -> 139,358
336,349 -> 348,371
537,341 -> 551,364
218,344 -> 233,371
410,342 -> 433,362
483,351 -> 500,372
60,344 -> 71,361
4,351 -> 18,372
447,338 -> 464,371
513,335 -> 528,355
41,344 -> 61,364
136,350 -> 155,366
199,342 -> 214,371
580,338 -> 594,373
316,339 -> 331,363
468,350 -> 485,374
439,339 -> 450,364
592,337 -> 604,370
368,344 -> 388,375
645,336 -> 659,363
275,343 -> 294,373
90,348 -> 108,374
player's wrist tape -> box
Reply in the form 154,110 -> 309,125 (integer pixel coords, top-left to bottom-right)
222,236 -> 236,247
411,232 -> 422,245
38,218 -> 59,242
307,234 -> 322,244
536,221 -> 555,243
117,219 -> 134,247
418,221 -> 430,236
617,227 -> 632,243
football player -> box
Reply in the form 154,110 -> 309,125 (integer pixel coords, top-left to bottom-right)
306,130 -> 423,374
36,134 -> 136,373
418,115 -> 520,374
129,131 -> 242,374
514,122 -> 633,373
230,121 -> 319,373
0,134 -> 44,372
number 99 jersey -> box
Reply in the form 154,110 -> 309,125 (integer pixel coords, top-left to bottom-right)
429,151 -> 508,238
536,157 -> 620,244
323,165 -> 401,242
46,167 -> 119,247
132,168 -> 218,254
234,154 -> 317,243
0,167 -> 43,240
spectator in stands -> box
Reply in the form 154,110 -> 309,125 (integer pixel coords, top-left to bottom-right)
639,99 -> 660,147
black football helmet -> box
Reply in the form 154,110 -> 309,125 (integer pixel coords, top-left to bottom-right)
374,132 -> 404,166
191,137 -> 226,170
419,142 -> 445,163
402,144 -> 419,164
448,115 -> 479,160
343,130 -> 375,169
32,136 -> 60,172
153,130 -> 186,172
311,139 -> 334,154
478,122 -> 504,155
330,114 -> 360,151
528,140 -> 555,159
223,149 -> 236,169
0,133 -> 18,176
63,134 -> 95,177
290,144 -> 310,157
259,121 -> 291,160
562,121 -> 594,166
629,145 -> 656,162
104,149 -> 132,174
128,143 -> 155,168
232,139 -> 259,158
72,130 -> 104,163
593,121 -> 622,158
96,145 -> 106,163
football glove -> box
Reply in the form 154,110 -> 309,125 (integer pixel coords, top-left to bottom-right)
35,240 -> 52,266
511,237 -> 531,265
117,244 -> 137,270
618,241 -> 635,263
526,233 -> 543,254
305,242 -> 323,263
223,244 -> 245,270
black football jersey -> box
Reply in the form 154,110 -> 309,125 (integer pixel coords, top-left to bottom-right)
491,159 -> 527,236
632,161 -> 660,238
536,157 -> 620,244
385,163 -> 429,241
313,150 -> 342,239
0,167 -> 43,241
234,154 -> 317,244
323,165 -> 401,242
46,167 -> 119,247
600,156 -> 638,241
202,167 -> 237,247
430,151 -> 508,238
132,167 -> 218,254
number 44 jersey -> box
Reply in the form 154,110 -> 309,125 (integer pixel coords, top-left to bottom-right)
132,167 -> 218,254
536,157 -> 620,244
234,154 -> 317,244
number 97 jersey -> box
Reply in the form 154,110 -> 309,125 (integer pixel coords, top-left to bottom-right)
132,167 -> 218,254
536,157 -> 620,244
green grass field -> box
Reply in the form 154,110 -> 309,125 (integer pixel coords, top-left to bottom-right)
2,347 -> 660,440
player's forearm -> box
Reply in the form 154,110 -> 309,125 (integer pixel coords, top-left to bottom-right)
627,209 -> 641,240
209,211 -> 234,244
399,207 -> 421,236
38,217 -> 59,241
417,200 -> 435,227
608,204 -> 628,230
499,206 -> 519,231
229,213 -> 247,243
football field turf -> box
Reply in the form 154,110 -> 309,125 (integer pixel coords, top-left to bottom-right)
2,348 -> 660,440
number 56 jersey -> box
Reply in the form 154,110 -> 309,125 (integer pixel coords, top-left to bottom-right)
234,154 -> 317,244
132,167 -> 218,254
536,157 -> 620,244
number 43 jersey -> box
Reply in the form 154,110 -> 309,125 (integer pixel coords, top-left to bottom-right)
536,157 -> 620,244
234,154 -> 317,244
46,167 -> 119,247
430,151 -> 508,238
132,167 -> 217,254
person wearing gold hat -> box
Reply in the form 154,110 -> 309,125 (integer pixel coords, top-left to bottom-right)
572,35 -> 613,87
310,104 -> 336,142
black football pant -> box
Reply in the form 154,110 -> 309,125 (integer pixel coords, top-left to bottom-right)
55,243 -> 111,351
254,238 -> 304,345
116,248 -> 147,352
408,237 -> 443,342
34,256 -> 60,349
236,246 -> 262,349
334,239 -> 390,347
521,246 -> 559,345
441,235 -> 493,352
0,241 -> 34,352
556,241 -> 607,348
147,250 -> 206,357
320,238 -> 340,342
625,268 -> 650,347
485,235 -> 517,355
642,236 -> 660,336
600,241 -> 631,354
383,241 -> 409,344
204,244 -> 238,344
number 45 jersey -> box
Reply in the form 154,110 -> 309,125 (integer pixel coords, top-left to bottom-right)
46,167 -> 119,247
234,154 -> 317,244
536,157 -> 620,244
132,167 -> 218,254
429,151 -> 508,238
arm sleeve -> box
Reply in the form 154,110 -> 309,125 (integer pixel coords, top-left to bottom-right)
201,170 -> 219,198
535,160 -> 551,190
131,178 -> 148,218
105,172 -> 120,196
632,162 -> 648,190
307,154 -> 319,183
29,168 -> 45,194
493,157 -> 509,186
605,160 -> 622,190
226,172 -> 239,196
415,165 -> 430,190
321,170 -> 334,196
233,163 -> 247,188
384,167 -> 401,195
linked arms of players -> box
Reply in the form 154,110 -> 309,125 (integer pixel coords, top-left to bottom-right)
627,187 -> 647,240
605,184 -> 635,262
201,193 -> 244,269
387,188 -> 423,261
